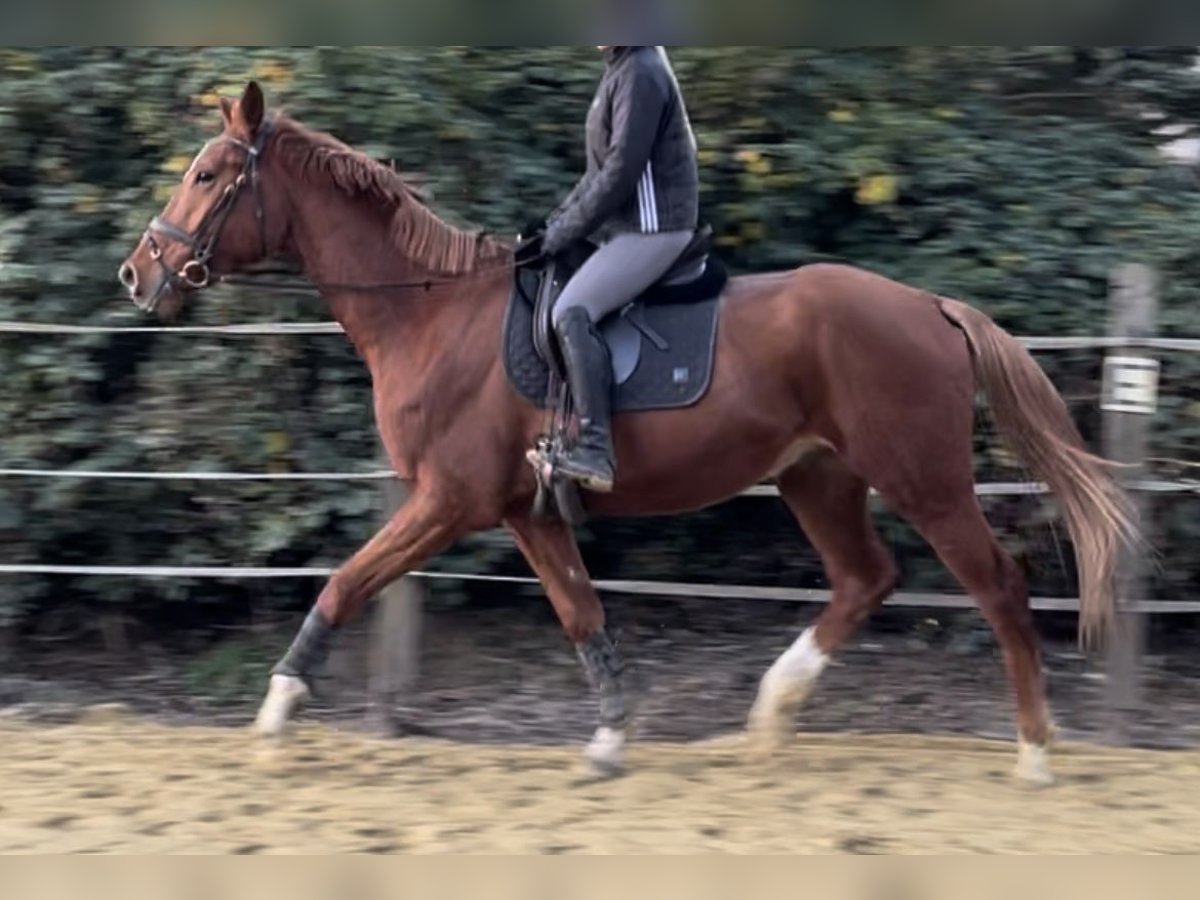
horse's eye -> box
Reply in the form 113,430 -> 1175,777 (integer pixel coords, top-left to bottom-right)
195,171 -> 215,185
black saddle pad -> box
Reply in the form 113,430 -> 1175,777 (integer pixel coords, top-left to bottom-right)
502,259 -> 726,414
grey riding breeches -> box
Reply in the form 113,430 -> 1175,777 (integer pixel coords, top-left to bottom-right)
552,230 -> 695,327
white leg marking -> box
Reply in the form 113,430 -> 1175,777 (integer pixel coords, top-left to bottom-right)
585,726 -> 626,775
748,627 -> 829,744
254,674 -> 310,737
1016,739 -> 1055,787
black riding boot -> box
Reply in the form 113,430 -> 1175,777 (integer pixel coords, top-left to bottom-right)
554,306 -> 615,492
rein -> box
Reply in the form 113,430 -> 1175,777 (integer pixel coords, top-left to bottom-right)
213,258 -> 517,296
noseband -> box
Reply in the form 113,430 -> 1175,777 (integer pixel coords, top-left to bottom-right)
140,119 -> 274,312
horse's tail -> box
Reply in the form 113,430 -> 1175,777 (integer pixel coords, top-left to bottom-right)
937,297 -> 1141,647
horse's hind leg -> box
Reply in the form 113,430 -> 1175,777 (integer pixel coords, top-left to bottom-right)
748,452 -> 898,752
887,490 -> 1055,786
506,514 -> 630,776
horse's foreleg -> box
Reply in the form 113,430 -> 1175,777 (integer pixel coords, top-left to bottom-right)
255,487 -> 461,738
506,514 -> 629,776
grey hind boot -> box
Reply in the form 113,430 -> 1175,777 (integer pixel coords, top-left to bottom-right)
554,306 -> 615,492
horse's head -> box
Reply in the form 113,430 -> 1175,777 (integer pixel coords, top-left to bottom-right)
118,81 -> 283,318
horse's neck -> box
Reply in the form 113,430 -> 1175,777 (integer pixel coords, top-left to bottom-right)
282,178 -> 509,451
283,186 -> 419,370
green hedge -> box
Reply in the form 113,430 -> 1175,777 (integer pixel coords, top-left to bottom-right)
1,48 -> 1197,635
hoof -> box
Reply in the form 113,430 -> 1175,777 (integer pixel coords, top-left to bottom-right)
1015,740 -> 1055,788
254,674 -> 310,738
745,715 -> 794,764
745,632 -> 824,761
585,726 -> 626,777
745,680 -> 801,759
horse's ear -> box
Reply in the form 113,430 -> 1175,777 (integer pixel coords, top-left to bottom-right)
219,96 -> 235,130
239,81 -> 265,135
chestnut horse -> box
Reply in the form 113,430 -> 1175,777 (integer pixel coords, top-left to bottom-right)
119,82 -> 1136,785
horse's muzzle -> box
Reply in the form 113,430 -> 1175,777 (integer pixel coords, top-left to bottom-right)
120,260 -> 171,315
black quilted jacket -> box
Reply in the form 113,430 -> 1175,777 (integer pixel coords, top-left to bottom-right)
544,46 -> 700,254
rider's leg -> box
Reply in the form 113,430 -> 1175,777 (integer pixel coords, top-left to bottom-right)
552,230 -> 695,326
551,230 -> 693,492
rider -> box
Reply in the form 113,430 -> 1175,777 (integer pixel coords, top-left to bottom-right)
538,45 -> 700,493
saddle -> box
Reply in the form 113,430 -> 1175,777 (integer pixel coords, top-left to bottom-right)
502,224 -> 729,525
503,224 -> 727,412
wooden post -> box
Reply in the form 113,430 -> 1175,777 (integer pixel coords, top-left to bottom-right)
1100,263 -> 1159,745
364,473 -> 426,736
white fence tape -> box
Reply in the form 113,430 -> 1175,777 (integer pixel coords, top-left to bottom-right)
1,320 -> 1199,351
0,321 -> 342,336
0,469 -> 1195,498
0,564 -> 1194,613
0,468 -> 396,483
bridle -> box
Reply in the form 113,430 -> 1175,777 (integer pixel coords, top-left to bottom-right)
139,118 -> 275,313
136,115 -> 523,309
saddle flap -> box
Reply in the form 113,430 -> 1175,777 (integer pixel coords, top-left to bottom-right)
599,314 -> 642,386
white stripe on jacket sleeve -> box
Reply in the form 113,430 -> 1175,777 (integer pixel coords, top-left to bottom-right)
637,161 -> 659,233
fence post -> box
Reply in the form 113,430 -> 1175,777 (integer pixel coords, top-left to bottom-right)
364,472 -> 425,735
1100,263 -> 1159,745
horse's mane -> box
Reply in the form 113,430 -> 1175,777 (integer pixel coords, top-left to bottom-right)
272,116 -> 509,275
